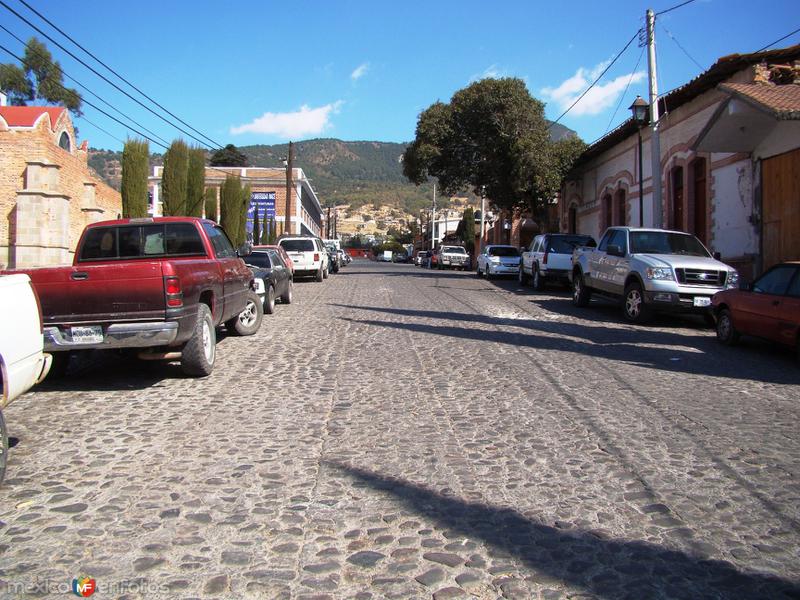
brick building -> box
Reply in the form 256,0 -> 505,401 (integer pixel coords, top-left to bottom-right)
0,99 -> 122,268
148,166 -> 324,237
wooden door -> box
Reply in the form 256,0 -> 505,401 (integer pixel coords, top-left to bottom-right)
762,148 -> 800,269
692,158 -> 707,244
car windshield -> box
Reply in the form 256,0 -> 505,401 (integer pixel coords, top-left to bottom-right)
548,236 -> 595,253
443,246 -> 467,254
488,246 -> 519,257
629,231 -> 710,257
280,239 -> 315,252
245,251 -> 271,269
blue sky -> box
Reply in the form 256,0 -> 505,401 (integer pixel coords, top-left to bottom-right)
2,0 -> 797,152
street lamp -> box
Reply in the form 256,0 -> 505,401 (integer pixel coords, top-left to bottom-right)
629,96 -> 649,227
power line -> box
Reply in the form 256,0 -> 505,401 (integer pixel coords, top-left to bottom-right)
656,0 -> 697,16
660,24 -> 705,72
549,30 -> 639,129
18,0 -> 223,149
78,114 -> 126,146
0,23 -> 171,147
0,42 -> 168,150
604,46 -> 645,136
755,26 -> 800,53
0,0 -> 217,150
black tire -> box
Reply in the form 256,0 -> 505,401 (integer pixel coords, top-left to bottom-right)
181,304 -> 216,377
533,265 -> 546,291
47,351 -> 71,379
281,281 -> 293,304
623,281 -> 652,324
263,285 -> 276,315
486,267 -> 493,280
0,410 -> 7,485
715,308 -> 740,346
572,270 -> 592,307
315,267 -> 324,282
323,265 -> 329,279
702,312 -> 716,328
230,291 -> 264,334
519,266 -> 529,286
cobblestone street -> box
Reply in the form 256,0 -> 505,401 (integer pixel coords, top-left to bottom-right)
1,260 -> 799,599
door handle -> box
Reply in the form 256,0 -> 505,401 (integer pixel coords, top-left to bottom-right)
71,272 -> 89,281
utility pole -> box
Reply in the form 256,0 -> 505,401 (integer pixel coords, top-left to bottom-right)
479,186 -> 486,255
284,141 -> 294,235
431,183 -> 437,250
647,9 -> 662,228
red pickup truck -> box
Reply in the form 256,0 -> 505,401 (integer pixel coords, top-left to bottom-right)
5,217 -> 262,377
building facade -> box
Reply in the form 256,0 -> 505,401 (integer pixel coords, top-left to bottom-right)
148,166 -> 324,237
0,101 -> 122,268
561,45 -> 800,279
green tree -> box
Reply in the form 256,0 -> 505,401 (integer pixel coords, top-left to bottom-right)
209,144 -> 247,167
220,175 -> 242,245
461,207 -> 475,253
120,138 -> 149,218
403,78 -> 583,225
0,37 -> 81,114
185,147 -> 206,217
161,140 -> 189,216
203,188 -> 217,221
252,208 -> 261,245
239,184 -> 251,247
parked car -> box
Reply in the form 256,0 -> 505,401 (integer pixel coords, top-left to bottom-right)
337,249 -> 349,267
377,251 -> 393,262
712,262 -> 800,359
3,217 -> 262,377
278,236 -> 329,281
571,227 -> 739,324
393,250 -> 409,263
257,244 -> 294,274
521,234 -> 595,290
415,251 -> 429,267
244,249 -> 294,314
436,245 -> 470,270
476,245 -> 520,279
325,242 -> 340,273
0,274 -> 52,484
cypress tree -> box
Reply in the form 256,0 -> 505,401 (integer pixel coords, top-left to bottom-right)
220,175 -> 241,244
238,184 -> 251,248
161,139 -> 189,216
203,188 -> 217,221
253,209 -> 261,245
462,207 -> 475,254
185,147 -> 206,217
121,138 -> 149,218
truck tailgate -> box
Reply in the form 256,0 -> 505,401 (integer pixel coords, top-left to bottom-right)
26,262 -> 167,325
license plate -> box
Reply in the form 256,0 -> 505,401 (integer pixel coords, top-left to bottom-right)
71,325 -> 103,344
693,297 -> 711,307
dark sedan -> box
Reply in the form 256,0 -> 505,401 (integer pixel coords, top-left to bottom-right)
712,261 -> 800,359
244,249 -> 293,314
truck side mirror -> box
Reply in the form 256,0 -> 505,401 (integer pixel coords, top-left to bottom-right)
237,242 -> 253,257
713,251 -> 722,261
607,244 -> 624,257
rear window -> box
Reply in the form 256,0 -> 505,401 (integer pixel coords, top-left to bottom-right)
246,251 -> 272,269
488,246 -> 520,257
280,239 -> 315,252
546,235 -> 596,254
80,223 -> 206,261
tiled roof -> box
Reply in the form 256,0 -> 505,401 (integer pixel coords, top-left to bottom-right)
0,106 -> 66,130
719,83 -> 800,119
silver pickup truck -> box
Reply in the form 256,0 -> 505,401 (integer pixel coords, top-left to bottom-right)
571,227 -> 739,323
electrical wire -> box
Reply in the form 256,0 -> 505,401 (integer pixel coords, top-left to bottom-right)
603,45 -> 645,136
755,26 -> 800,53
18,0 -> 223,149
78,114 -> 126,146
549,30 -> 639,129
0,0 -> 218,150
656,0 -> 697,16
660,24 -> 705,71
0,23 -> 171,147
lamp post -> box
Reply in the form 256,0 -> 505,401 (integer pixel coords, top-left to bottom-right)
629,96 -> 649,227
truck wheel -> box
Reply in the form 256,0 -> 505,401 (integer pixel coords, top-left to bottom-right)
47,352 -> 71,379
315,267 -> 324,282
281,281 -> 293,304
323,265 -> 329,279
715,308 -> 740,346
519,266 -> 529,286
181,304 -> 216,377
0,410 -> 7,485
572,271 -> 592,307
230,291 -> 264,334
623,281 -> 652,324
533,266 -> 546,291
264,285 -> 276,315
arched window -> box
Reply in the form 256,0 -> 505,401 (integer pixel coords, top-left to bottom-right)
690,158 -> 707,244
614,189 -> 626,226
58,131 -> 71,152
568,206 -> 577,234
670,166 -> 684,231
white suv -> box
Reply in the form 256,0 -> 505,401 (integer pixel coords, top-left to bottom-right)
278,236 -> 329,281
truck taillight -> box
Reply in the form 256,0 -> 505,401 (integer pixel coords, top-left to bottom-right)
165,276 -> 183,308
543,248 -> 549,265
314,253 -> 320,262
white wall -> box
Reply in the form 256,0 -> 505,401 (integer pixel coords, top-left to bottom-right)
754,121 -> 800,160
711,159 -> 757,258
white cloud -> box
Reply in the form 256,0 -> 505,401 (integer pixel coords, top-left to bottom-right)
541,61 -> 645,117
469,64 -> 506,83
230,102 -> 343,139
350,63 -> 369,81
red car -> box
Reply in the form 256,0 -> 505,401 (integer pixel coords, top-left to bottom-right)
712,261 -> 800,359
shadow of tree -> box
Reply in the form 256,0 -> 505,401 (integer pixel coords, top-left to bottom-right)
328,461 -> 800,600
